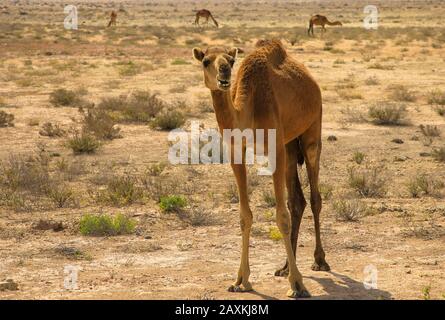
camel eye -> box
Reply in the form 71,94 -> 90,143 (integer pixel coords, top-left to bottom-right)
202,58 -> 211,68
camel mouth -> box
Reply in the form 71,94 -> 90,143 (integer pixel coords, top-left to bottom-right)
217,78 -> 231,90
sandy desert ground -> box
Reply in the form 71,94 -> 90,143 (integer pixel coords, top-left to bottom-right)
0,0 -> 444,300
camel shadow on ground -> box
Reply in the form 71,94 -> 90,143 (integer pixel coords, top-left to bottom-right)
306,271 -> 392,300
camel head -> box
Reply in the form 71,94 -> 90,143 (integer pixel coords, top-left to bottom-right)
193,47 -> 238,91
334,21 -> 343,26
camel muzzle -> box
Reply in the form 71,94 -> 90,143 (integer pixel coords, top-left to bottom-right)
216,76 -> 231,90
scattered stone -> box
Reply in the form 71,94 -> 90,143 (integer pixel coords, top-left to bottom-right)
33,219 -> 64,232
327,135 -> 337,142
394,156 -> 408,162
0,279 -> 18,291
391,138 -> 404,144
419,152 -> 431,157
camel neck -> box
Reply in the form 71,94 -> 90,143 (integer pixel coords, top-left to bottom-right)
210,90 -> 238,129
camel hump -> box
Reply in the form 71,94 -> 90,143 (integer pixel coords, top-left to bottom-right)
254,39 -> 287,66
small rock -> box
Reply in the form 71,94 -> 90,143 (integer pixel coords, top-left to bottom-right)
327,135 -> 337,142
0,279 -> 18,291
406,270 -> 412,274
391,138 -> 404,144
33,219 -> 64,232
394,156 -> 408,162
419,152 -> 431,157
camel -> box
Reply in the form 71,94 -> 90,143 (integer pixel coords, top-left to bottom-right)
194,9 -> 219,28
192,39 -> 330,298
308,14 -> 342,36
107,10 -> 117,28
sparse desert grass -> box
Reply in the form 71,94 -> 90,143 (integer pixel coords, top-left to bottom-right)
427,89 -> 445,106
368,103 -> 407,125
348,166 -> 387,198
226,183 -> 239,203
49,88 -> 88,107
336,89 -> 363,100
0,110 -> 14,127
319,183 -> 333,200
407,174 -> 444,198
66,132 -> 100,154
419,124 -> 440,137
340,106 -> 366,124
432,147 -> 445,162
39,122 -> 65,137
352,151 -> 366,164
116,60 -> 153,77
262,189 -> 276,207
368,62 -> 394,70
333,199 -> 368,222
388,85 -> 416,102
145,162 -> 167,177
47,183 -> 76,208
150,108 -> 185,130
79,213 -> 136,236
159,195 -> 187,213
187,206 -> 218,226
98,175 -> 143,206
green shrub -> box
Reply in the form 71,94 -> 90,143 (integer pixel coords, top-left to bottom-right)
79,213 -> 135,236
159,195 -> 187,213
352,151 -> 365,164
66,132 -> 100,154
407,174 -> 444,198
150,109 -> 185,130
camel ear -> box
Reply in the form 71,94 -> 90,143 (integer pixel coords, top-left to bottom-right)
193,47 -> 205,62
227,47 -> 241,59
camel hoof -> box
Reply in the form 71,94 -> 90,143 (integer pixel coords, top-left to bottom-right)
274,267 -> 289,277
287,288 -> 311,299
311,260 -> 330,272
228,282 -> 253,293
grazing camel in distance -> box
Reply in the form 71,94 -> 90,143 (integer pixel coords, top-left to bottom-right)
192,39 -> 330,298
308,14 -> 342,36
107,10 -> 117,27
194,9 -> 219,28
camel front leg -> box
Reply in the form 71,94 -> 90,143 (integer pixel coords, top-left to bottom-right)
228,163 -> 253,293
273,144 -> 310,298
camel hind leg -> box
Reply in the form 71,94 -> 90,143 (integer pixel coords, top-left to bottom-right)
301,119 -> 330,272
275,138 -> 307,277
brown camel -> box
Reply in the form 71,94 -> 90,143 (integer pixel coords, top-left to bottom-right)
194,9 -> 219,28
107,10 -> 117,28
308,14 -> 342,36
193,39 -> 330,298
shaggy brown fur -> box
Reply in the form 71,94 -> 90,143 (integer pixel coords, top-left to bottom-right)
193,39 -> 330,298
194,9 -> 219,28
308,14 -> 342,36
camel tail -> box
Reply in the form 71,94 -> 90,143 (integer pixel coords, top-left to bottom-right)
210,13 -> 219,28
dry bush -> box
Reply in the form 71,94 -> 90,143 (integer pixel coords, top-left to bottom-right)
47,183 -> 76,208
187,206 -> 219,226
0,110 -> 14,127
333,199 -> 368,222
419,124 -> 440,137
262,188 -> 276,207
348,166 -> 387,198
432,147 -> 445,162
352,151 -> 366,164
407,174 -> 444,198
49,88 -> 88,107
388,85 -> 416,102
98,91 -> 165,123
145,162 -> 167,177
427,89 -> 445,106
340,106 -> 366,124
365,76 -> 379,86
39,122 -> 65,137
98,175 -> 143,207
81,108 -> 121,140
368,103 -> 407,125
150,108 -> 185,130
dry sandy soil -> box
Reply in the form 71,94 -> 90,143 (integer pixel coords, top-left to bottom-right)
0,0 -> 444,300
